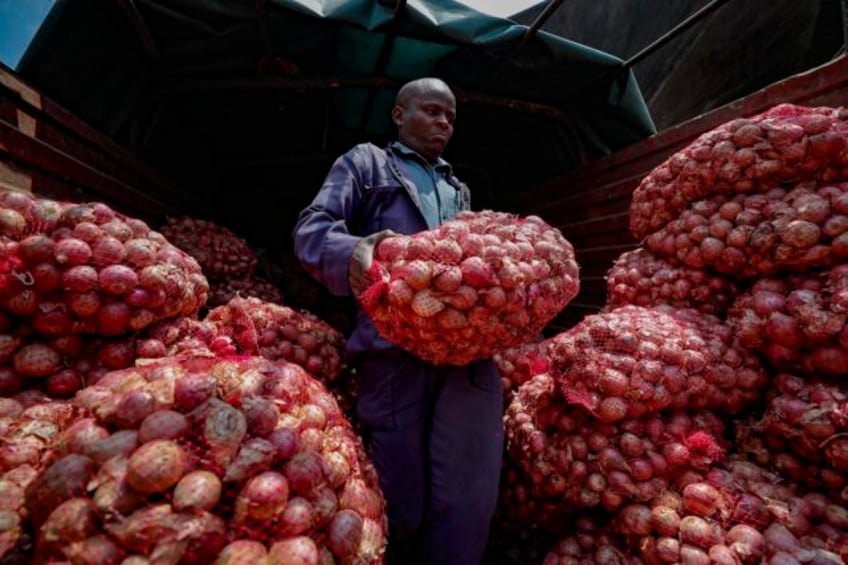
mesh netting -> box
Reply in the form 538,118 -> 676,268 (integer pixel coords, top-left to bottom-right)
728,265 -> 848,377
605,247 -> 740,317
642,181 -> 848,280
503,373 -> 727,525
25,355 -> 386,564
0,191 -> 208,339
548,305 -> 768,422
630,104 -> 848,239
359,210 -> 579,366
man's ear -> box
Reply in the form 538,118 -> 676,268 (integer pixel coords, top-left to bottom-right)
391,105 -> 403,126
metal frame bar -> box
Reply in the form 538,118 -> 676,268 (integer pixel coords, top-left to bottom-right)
358,0 -> 408,129
842,0 -> 848,53
115,0 -> 160,60
620,0 -> 733,71
481,0 -> 565,90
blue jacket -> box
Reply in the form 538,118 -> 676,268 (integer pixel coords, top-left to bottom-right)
293,142 -> 471,357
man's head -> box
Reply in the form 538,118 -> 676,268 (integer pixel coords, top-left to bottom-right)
391,78 -> 456,162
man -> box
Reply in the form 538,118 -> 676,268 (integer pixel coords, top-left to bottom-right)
292,77 -> 504,564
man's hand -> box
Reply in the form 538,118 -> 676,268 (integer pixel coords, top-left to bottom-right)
349,230 -> 396,298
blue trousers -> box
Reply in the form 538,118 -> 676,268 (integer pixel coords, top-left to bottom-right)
356,350 -> 505,565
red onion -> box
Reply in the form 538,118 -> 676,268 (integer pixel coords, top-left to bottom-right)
125,440 -> 187,494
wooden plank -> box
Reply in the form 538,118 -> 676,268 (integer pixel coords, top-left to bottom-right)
0,96 -> 180,209
0,118 -> 172,221
520,54 -> 848,217
0,65 -> 180,202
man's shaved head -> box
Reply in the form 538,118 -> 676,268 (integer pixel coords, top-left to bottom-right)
395,77 -> 454,107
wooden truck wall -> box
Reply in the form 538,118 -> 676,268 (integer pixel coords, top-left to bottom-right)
0,62 -> 180,226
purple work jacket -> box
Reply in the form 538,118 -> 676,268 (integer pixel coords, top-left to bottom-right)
292,142 -> 471,358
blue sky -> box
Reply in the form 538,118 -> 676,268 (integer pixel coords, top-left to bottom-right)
0,0 -> 541,69
0,0 -> 54,68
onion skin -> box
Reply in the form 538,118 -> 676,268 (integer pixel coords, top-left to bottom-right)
679,544 -> 710,565
25,453 -> 95,527
679,516 -> 721,549
125,440 -> 188,495
709,544 -> 742,565
85,430 -> 139,465
137,410 -> 189,443
36,497 -> 99,554
267,536 -> 319,565
326,508 -> 364,560
62,534 -> 126,565
172,470 -> 222,512
682,482 -> 722,517
214,540 -> 269,565
234,471 -> 289,522
726,523 -> 765,561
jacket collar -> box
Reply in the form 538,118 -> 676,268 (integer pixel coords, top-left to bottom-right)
389,141 -> 452,172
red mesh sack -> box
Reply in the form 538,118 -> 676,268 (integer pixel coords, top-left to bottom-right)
359,210 -> 580,365
612,458 -> 848,564
605,247 -> 740,317
159,216 -> 258,281
207,275 -> 284,308
206,296 -> 346,383
549,305 -> 768,422
0,397 -> 85,560
0,191 -> 208,338
27,355 -> 386,564
728,265 -> 848,377
542,515 -> 641,565
630,103 -> 848,239
493,337 -> 551,399
644,181 -> 848,279
734,409 -> 847,501
503,373 -> 727,524
762,373 -> 848,474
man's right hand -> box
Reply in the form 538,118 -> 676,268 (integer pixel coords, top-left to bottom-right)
348,230 -> 396,297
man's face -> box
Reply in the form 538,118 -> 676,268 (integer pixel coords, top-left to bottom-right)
392,88 -> 456,162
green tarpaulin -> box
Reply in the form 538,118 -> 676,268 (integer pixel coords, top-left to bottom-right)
15,0 -> 656,246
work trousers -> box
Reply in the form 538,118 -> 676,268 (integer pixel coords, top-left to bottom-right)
356,350 -> 505,565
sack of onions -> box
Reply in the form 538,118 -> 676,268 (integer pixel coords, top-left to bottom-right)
207,274 -> 284,308
630,103 -> 848,240
549,305 -> 768,422
604,247 -> 740,317
761,373 -> 848,474
611,458 -> 848,564
734,408 -> 847,501
494,338 -> 551,399
0,319 -> 179,398
0,191 -> 209,338
542,515 -> 640,565
0,397 -> 84,560
205,296 -> 346,383
160,215 -> 258,281
359,210 -> 580,366
503,373 -> 726,523
728,265 -> 848,377
26,355 -> 386,564
644,181 -> 848,279
140,315 -> 240,358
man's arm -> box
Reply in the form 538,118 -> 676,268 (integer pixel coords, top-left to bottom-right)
292,150 -> 367,296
